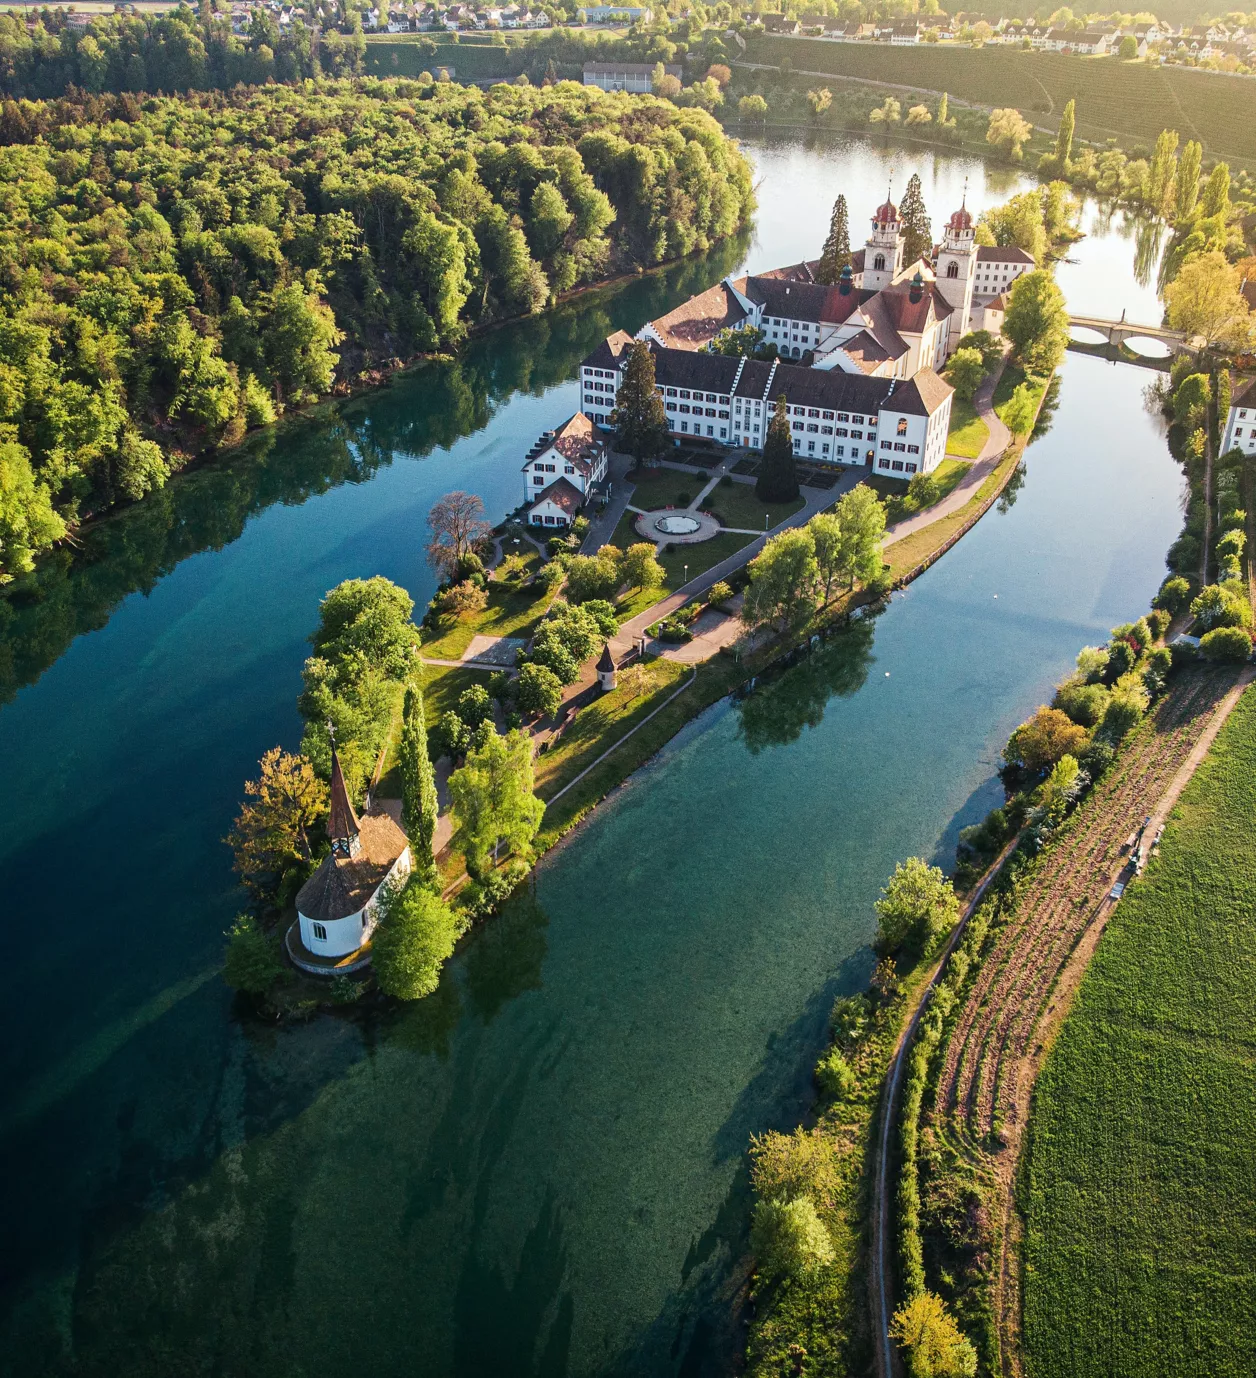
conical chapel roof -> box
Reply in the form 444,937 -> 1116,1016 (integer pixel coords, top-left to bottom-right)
327,747 -> 361,843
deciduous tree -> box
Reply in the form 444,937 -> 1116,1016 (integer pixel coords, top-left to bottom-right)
741,527 -> 817,630
226,747 -> 328,899
986,107 -> 1032,161
875,857 -> 959,955
427,490 -> 492,580
944,347 -> 985,402
833,482 -> 886,589
621,541 -> 664,592
448,724 -> 544,879
223,913 -> 283,994
1002,270 -> 1069,374
373,879 -> 461,999
1003,705 -> 1088,775
890,1291 -> 978,1378
1164,252 -> 1253,350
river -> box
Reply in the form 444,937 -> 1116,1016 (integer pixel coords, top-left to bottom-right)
0,134 -> 1182,1376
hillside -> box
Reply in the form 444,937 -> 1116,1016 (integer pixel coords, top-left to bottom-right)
0,79 -> 753,581
1022,683 -> 1256,1378
741,37 -> 1256,167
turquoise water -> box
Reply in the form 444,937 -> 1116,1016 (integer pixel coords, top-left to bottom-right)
0,137 -> 1181,1375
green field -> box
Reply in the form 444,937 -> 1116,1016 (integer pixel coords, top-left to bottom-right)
741,37 -> 1256,166
1022,686 -> 1256,1378
945,397 -> 989,460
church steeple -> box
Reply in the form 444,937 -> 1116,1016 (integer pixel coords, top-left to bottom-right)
327,727 -> 361,858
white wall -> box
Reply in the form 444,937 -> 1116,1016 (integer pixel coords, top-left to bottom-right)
298,847 -> 412,959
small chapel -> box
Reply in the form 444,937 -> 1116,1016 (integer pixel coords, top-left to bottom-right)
287,745 -> 412,974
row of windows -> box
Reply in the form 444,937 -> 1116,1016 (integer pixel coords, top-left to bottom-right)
664,387 -> 724,402
878,457 -> 919,474
879,441 -> 921,454
678,421 -> 726,438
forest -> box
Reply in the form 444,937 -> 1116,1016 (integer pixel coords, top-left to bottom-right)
0,77 -> 754,581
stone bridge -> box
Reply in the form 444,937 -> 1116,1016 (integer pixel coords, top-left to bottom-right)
1068,310 -> 1197,355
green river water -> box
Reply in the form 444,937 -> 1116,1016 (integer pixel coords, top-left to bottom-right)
0,136 -> 1184,1376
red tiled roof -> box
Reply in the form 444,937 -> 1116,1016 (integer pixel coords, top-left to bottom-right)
527,476 -> 583,517
296,810 -> 410,924
550,412 -> 605,469
977,245 -> 1036,264
648,282 -> 748,350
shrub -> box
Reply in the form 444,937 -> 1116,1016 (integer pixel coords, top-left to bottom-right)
579,599 -> 620,638
707,579 -> 735,608
223,914 -> 282,994
875,857 -> 959,956
1146,607 -> 1172,640
1100,673 -> 1150,741
815,1047 -> 857,1100
656,616 -> 692,642
1152,575 -> 1192,615
831,992 -> 871,1044
434,709 -> 468,758
1075,645 -> 1109,682
720,473 -> 734,487
1200,625 -> 1253,660
1216,527 -> 1245,558
437,579 -> 488,617
1053,677 -> 1109,728
1190,583 -> 1252,632
890,1291 -> 978,1378
1104,638 -> 1137,679
536,558 -> 567,590
1004,706 -> 1088,774
750,1197 -> 835,1281
676,490 -> 692,506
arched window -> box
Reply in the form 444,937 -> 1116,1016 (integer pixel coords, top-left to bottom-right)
946,262 -> 959,279
874,254 -> 886,271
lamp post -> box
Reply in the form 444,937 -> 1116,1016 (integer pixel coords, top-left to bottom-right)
684,563 -> 689,585
764,513 -> 769,532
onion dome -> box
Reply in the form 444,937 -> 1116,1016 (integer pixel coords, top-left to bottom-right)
874,199 -> 899,224
948,206 -> 973,231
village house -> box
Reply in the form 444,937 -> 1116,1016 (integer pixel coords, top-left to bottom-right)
1221,377 -> 1256,458
521,412 -> 609,527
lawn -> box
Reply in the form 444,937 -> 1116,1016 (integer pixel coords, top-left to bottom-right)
532,657 -> 690,799
993,362 -> 1050,427
946,397 -> 989,460
624,467 -> 712,513
701,479 -> 805,533
604,509 -> 759,619
419,553 -> 548,661
1022,687 -> 1256,1378
884,458 -> 971,525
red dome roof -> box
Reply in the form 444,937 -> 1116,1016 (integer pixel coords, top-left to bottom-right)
948,206 -> 973,231
874,199 -> 899,223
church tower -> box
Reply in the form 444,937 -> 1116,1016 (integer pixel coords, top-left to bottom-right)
936,201 -> 978,354
327,741 -> 362,859
863,195 -> 904,292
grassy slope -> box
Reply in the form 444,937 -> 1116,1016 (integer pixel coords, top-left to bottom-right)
946,398 -> 989,461
740,37 -> 1256,166
1022,687 -> 1256,1378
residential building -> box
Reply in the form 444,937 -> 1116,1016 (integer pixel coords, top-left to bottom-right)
582,60 -> 680,91
522,412 -> 608,525
1221,377 -> 1256,457
581,3 -> 652,20
973,245 -> 1035,304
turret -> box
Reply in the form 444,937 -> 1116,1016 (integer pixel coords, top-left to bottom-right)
327,740 -> 362,859
935,195 -> 978,353
863,190 -> 904,292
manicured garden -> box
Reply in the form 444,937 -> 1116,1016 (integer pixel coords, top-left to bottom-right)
1021,687 -> 1256,1378
419,549 -> 549,661
702,478 -> 806,532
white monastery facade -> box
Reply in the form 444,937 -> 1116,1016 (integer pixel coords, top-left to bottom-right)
1222,376 -> 1256,457
522,412 -> 608,526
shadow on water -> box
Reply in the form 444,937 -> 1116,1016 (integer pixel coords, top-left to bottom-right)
0,232 -> 749,709
734,613 -> 879,755
0,884 -> 555,1378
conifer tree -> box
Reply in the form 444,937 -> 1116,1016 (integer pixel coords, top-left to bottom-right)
612,341 -> 671,466
937,91 -> 949,125
899,173 -> 932,267
1054,98 -> 1075,170
816,194 -> 851,283
756,396 -> 800,503
400,683 -> 439,886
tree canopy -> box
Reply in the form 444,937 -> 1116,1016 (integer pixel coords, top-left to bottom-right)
0,78 -> 753,580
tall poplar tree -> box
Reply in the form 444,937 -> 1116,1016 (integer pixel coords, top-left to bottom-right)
937,91 -> 949,124
612,341 -> 670,466
1148,128 -> 1180,214
757,396 -> 800,503
899,174 -> 932,267
1201,161 -> 1231,220
816,194 -> 852,283
1175,140 -> 1202,220
1054,98 -> 1075,170
400,682 -> 439,886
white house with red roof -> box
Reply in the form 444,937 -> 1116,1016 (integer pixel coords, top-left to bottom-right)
1221,377 -> 1256,458
522,411 -> 607,527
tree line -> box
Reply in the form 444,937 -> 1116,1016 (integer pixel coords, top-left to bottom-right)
0,77 -> 754,583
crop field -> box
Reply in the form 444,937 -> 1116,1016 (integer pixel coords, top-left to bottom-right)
1021,683 -> 1256,1378
932,667 -> 1238,1148
741,37 -> 1256,166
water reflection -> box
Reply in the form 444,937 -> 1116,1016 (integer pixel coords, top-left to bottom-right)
735,615 -> 877,754
0,234 -> 749,708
